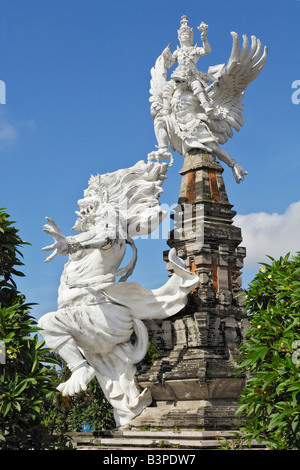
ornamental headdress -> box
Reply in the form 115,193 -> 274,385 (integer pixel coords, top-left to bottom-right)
81,160 -> 168,239
177,15 -> 193,42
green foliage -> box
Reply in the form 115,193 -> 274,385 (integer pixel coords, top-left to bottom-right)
217,431 -> 251,450
143,341 -> 162,366
0,209 -> 67,449
42,354 -> 115,433
235,252 -> 300,450
0,208 -> 29,308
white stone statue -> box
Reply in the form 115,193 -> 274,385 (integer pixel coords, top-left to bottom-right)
38,160 -> 199,427
148,15 -> 268,183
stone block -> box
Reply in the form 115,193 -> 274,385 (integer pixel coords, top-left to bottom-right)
173,319 -> 187,348
218,266 -> 229,289
161,320 -> 173,349
194,253 -> 212,264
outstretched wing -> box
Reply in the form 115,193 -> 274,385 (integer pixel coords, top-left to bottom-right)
149,44 -> 173,119
206,32 -> 268,145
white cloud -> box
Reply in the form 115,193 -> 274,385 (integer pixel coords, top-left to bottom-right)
234,201 -> 300,268
0,117 -> 37,146
19,118 -> 37,131
0,121 -> 18,145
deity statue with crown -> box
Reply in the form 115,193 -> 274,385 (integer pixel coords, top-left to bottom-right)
148,15 -> 267,184
165,16 -> 214,115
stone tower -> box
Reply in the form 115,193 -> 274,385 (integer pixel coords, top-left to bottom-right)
133,151 -> 250,430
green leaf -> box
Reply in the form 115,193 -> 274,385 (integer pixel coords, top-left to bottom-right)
3,402 -> 11,417
268,414 -> 283,431
31,358 -> 38,373
292,417 -> 299,433
14,379 -> 29,396
252,346 -> 269,363
13,401 -> 21,412
35,340 -> 45,350
267,404 -> 272,415
276,291 -> 291,301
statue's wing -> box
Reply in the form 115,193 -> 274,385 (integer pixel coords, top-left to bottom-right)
206,32 -> 267,145
149,45 -> 173,118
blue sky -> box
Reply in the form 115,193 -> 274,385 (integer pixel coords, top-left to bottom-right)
0,0 -> 299,321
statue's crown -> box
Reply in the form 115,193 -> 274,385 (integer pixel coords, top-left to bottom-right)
84,174 -> 108,203
178,15 -> 193,39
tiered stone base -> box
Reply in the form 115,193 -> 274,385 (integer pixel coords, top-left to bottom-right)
133,151 -> 249,430
71,429 -> 267,450
130,399 -> 241,430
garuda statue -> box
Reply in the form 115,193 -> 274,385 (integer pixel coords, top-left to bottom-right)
148,15 -> 267,183
38,161 -> 199,427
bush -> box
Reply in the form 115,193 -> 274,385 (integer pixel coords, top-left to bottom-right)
0,209 -> 66,449
42,354 -> 115,433
235,252 -> 300,449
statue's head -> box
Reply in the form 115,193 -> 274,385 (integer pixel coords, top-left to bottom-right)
171,65 -> 190,89
178,15 -> 193,45
72,174 -> 111,232
72,195 -> 100,232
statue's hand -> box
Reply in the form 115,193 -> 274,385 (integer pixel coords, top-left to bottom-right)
198,113 -> 209,122
42,217 -> 69,262
162,43 -> 172,56
232,162 -> 248,184
159,108 -> 169,117
198,22 -> 208,35
162,43 -> 174,69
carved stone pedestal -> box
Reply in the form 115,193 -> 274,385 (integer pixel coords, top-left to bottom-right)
133,151 -> 250,430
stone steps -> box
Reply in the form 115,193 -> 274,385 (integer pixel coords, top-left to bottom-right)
70,429 -> 267,450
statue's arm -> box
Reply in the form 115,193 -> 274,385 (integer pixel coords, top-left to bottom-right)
67,227 -> 117,253
197,22 -> 211,56
163,43 -> 176,69
42,217 -> 116,262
